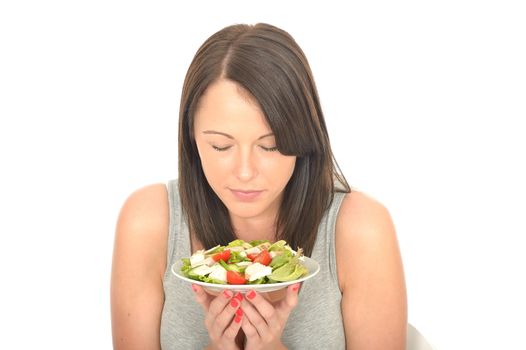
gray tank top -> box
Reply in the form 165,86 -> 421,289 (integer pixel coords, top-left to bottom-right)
160,180 -> 347,349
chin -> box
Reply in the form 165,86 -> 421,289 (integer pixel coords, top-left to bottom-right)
225,203 -> 265,219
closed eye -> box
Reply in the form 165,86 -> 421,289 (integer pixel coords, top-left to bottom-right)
211,145 -> 277,152
212,145 -> 232,152
260,146 -> 278,152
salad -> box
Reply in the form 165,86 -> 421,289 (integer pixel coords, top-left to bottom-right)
180,239 -> 309,285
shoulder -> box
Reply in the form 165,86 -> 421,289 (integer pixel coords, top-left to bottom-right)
111,183 -> 170,347
114,183 -> 170,277
118,183 -> 169,229
334,190 -> 401,290
334,190 -> 407,348
336,190 -> 394,238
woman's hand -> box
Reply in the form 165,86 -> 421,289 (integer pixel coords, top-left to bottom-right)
240,283 -> 301,350
192,284 -> 244,350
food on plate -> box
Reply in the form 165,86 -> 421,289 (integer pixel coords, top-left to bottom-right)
179,239 -> 309,285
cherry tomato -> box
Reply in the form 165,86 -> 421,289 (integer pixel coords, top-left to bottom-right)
212,249 -> 231,262
253,249 -> 272,266
227,271 -> 246,285
247,253 -> 258,261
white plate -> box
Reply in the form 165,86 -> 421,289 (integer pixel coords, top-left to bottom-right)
171,256 -> 320,293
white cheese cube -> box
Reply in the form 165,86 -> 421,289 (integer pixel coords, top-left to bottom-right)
190,252 -> 205,267
228,246 -> 245,252
244,247 -> 261,255
244,262 -> 272,282
202,257 -> 216,266
208,264 -> 227,282
191,255 -> 215,268
191,264 -> 213,276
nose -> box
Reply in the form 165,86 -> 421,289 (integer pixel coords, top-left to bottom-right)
235,148 -> 258,182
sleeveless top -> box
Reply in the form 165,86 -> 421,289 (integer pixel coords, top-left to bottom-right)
160,180 -> 347,349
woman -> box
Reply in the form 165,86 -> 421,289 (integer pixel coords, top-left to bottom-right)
111,23 -> 407,349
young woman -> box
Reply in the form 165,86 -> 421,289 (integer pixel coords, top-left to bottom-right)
111,23 -> 407,350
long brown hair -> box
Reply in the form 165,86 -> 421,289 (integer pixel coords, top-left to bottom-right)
178,23 -> 350,256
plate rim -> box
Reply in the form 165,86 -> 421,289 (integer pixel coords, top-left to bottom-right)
171,256 -> 320,292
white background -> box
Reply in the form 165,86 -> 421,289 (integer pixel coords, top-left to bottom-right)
1,1 -> 525,349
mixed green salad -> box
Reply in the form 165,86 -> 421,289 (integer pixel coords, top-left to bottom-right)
180,239 -> 309,285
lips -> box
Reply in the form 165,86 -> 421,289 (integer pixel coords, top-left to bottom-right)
229,188 -> 263,201
230,189 -> 261,193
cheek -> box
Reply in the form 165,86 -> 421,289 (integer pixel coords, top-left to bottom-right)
283,159 -> 296,179
198,149 -> 232,181
264,157 -> 296,183
200,154 -> 221,176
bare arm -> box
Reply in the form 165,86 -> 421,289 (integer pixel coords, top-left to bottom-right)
336,192 -> 407,350
111,184 -> 169,350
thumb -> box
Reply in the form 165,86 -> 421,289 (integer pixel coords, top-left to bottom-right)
191,284 -> 212,311
278,283 -> 301,316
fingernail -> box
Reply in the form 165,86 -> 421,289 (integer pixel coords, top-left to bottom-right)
247,290 -> 256,300
191,284 -> 198,292
236,308 -> 243,317
234,315 -> 242,323
292,283 -> 300,292
230,299 -> 239,308
223,290 -> 233,299
234,292 -> 243,301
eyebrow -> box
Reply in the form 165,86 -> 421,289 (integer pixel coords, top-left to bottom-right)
202,130 -> 274,140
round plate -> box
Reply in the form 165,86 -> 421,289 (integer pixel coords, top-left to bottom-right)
171,256 -> 320,293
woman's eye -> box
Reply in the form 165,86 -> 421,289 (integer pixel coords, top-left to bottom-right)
260,146 -> 278,152
211,145 -> 277,152
212,145 -> 232,152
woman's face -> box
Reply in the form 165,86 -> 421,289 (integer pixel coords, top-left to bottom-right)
193,79 -> 297,222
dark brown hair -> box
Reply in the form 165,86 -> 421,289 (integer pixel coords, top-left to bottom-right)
178,23 -> 350,256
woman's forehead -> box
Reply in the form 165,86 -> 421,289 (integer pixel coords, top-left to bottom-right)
194,80 -> 271,132
198,79 -> 259,110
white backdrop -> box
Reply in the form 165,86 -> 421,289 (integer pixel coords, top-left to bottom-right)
1,1 -> 525,349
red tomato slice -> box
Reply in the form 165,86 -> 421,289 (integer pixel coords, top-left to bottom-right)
247,253 -> 258,261
227,271 -> 246,285
212,249 -> 231,262
253,249 -> 272,266
221,249 -> 231,261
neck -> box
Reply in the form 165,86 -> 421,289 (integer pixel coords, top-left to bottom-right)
230,213 -> 278,243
